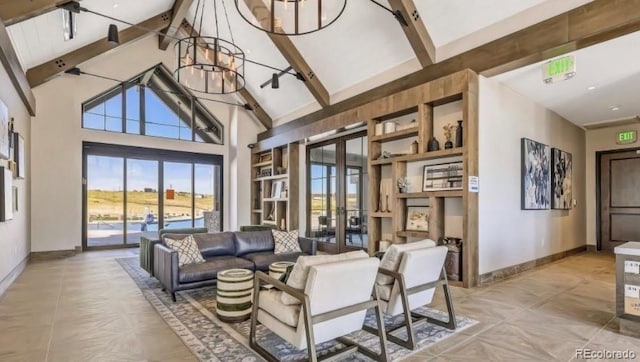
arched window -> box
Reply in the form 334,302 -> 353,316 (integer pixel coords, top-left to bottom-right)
82,64 -> 224,144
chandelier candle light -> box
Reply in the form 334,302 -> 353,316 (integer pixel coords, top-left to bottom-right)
235,0 -> 347,35
176,0 -> 246,95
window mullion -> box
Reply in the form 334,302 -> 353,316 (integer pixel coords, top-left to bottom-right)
140,86 -> 146,135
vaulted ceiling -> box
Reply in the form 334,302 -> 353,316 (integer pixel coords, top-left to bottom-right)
0,0 -> 613,126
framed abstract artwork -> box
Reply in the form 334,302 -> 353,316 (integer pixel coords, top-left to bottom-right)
0,167 -> 12,221
551,148 -> 572,210
521,138 -> 550,210
0,99 -> 8,160
13,132 -> 25,179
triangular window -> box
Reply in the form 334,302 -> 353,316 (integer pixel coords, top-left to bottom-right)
82,64 -> 224,144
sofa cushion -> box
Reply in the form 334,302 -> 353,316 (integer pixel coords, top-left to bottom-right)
258,290 -> 300,327
164,235 -> 206,267
234,230 -> 274,256
377,240 -> 436,285
272,230 -> 302,254
281,251 -> 369,305
193,232 -> 236,258
243,251 -> 305,271
179,256 -> 254,283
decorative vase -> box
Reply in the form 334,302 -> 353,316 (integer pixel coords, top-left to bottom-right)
428,137 -> 440,151
455,120 -> 463,148
410,140 -> 418,154
444,140 -> 453,149
399,186 -> 407,193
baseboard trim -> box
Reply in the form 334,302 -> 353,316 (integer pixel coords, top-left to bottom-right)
586,245 -> 597,252
479,245 -> 587,285
30,249 -> 76,261
0,255 -> 29,298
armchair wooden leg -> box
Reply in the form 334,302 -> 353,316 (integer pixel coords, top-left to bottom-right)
416,269 -> 457,331
171,292 -> 176,302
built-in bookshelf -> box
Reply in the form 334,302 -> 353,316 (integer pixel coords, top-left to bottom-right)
367,73 -> 478,288
250,143 -> 299,231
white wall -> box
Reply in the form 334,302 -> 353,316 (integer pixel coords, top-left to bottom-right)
0,60 -> 31,290
585,123 -> 640,247
30,35 -> 261,252
479,76 -> 586,274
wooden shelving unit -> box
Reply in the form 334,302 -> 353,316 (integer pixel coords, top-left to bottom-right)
367,71 -> 478,287
250,143 -> 299,231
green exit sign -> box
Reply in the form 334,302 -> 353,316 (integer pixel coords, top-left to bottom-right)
542,55 -> 576,84
617,130 -> 637,145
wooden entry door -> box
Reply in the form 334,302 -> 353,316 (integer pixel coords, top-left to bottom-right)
600,149 -> 640,251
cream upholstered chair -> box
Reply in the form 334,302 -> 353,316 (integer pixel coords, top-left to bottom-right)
249,251 -> 389,362
366,240 -> 456,350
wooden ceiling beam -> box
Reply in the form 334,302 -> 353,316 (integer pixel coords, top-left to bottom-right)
0,20 -> 36,115
159,0 -> 194,50
27,11 -> 172,87
180,21 -> 273,130
256,0 -> 640,147
388,0 -> 435,67
242,0 -> 330,107
0,0 -> 82,26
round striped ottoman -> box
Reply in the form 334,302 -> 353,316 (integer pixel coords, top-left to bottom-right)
269,261 -> 296,281
216,269 -> 254,323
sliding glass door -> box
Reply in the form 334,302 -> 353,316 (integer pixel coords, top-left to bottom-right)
83,143 -> 223,250
307,132 -> 368,253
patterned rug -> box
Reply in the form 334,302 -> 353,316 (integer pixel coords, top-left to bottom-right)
117,257 -> 476,361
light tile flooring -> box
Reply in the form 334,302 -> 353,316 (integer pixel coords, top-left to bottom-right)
0,250 -> 637,361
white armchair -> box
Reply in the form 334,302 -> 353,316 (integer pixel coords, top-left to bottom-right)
367,241 -> 456,350
249,253 -> 389,362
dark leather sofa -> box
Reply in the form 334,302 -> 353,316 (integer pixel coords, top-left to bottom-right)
154,230 -> 317,301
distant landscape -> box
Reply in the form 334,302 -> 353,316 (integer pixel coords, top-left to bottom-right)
87,190 -> 214,222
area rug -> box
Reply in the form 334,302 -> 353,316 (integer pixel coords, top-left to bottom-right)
117,257 -> 476,361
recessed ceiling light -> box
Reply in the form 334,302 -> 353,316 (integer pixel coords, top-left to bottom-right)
587,86 -> 596,91
608,105 -> 621,111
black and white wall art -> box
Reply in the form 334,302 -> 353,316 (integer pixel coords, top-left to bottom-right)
551,148 -> 572,209
521,138 -> 551,210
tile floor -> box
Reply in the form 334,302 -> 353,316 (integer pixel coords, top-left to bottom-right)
0,250 -> 637,361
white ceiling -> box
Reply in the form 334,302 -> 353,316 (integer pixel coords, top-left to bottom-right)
8,0 -> 174,70
7,0 -> 595,125
494,30 -> 640,126
417,0 -> 547,47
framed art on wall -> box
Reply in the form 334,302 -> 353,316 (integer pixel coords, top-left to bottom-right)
0,99 -> 9,160
13,132 -> 25,179
521,138 -> 551,210
405,206 -> 429,232
0,166 -> 13,221
551,148 -> 572,210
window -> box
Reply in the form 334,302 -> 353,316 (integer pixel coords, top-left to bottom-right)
82,64 -> 224,144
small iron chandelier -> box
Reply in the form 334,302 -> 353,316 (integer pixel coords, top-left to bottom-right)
175,0 -> 246,94
234,0 -> 347,36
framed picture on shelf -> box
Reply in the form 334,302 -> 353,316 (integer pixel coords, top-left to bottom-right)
551,148 -> 572,210
271,181 -> 283,199
521,138 -> 550,210
406,206 -> 429,232
422,162 -> 463,191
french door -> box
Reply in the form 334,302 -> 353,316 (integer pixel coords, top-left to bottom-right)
82,142 -> 222,250
307,132 -> 368,253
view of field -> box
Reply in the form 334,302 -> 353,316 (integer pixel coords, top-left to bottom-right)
87,190 -> 214,222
